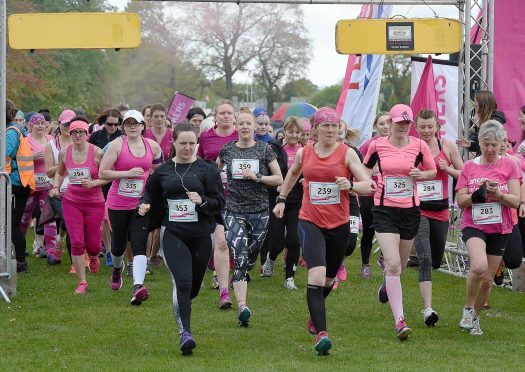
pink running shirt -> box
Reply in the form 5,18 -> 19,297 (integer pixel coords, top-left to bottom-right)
144,128 -> 173,160
197,126 -> 238,161
63,143 -> 104,203
284,143 -> 302,169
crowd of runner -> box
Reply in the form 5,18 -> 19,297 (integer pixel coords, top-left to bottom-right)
4,90 -> 525,355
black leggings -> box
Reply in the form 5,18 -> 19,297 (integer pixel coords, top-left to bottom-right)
413,216 -> 449,282
358,195 -> 374,265
268,202 -> 301,279
108,209 -> 150,257
345,195 -> 360,257
517,216 -> 525,257
298,220 -> 349,279
224,209 -> 269,282
11,185 -> 30,262
503,224 -> 523,269
161,227 -> 212,334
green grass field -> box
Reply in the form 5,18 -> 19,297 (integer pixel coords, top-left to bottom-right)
1,244 -> 524,371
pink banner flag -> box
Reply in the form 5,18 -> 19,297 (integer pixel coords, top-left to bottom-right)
167,92 -> 195,123
470,9 -> 483,45
410,55 -> 438,137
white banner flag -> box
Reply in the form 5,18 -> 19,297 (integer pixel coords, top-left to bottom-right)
411,59 -> 459,142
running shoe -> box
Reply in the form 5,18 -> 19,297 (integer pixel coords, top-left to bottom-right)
47,252 -> 61,265
283,277 -> 298,290
482,303 -> 490,311
130,286 -> 149,306
37,246 -> 47,258
110,265 -> 123,291
74,281 -> 88,295
151,255 -> 162,267
105,252 -> 113,267
211,272 -> 219,290
16,260 -> 28,273
88,256 -> 100,273
126,262 -> 133,277
377,281 -> 388,303
146,260 -> 154,275
396,318 -> 412,341
180,330 -> 196,355
306,317 -> 317,335
219,289 -> 232,310
69,265 -> 76,275
336,263 -> 347,282
332,279 -> 339,289
314,331 -> 332,356
238,305 -> 251,327
423,307 -> 439,327
459,307 -> 474,330
470,316 -> 483,336
376,255 -> 385,272
360,264 -> 371,279
261,257 -> 275,277
494,264 -> 504,286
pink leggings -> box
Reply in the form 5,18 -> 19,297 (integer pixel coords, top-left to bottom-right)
62,198 -> 104,256
20,190 -> 57,252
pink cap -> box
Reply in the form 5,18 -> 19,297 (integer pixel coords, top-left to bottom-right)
69,120 -> 89,133
58,109 -> 76,124
302,118 -> 312,131
389,104 -> 414,123
313,107 -> 340,126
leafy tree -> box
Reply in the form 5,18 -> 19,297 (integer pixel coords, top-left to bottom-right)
281,78 -> 318,102
311,84 -> 342,108
379,55 -> 411,111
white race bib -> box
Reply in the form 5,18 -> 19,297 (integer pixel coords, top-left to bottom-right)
472,202 -> 502,225
385,177 -> 413,198
309,182 -> 340,205
60,176 -> 70,193
349,215 -> 360,234
35,173 -> 50,189
68,167 -> 91,184
231,159 -> 259,179
168,199 -> 198,222
118,179 -> 144,198
417,180 -> 443,201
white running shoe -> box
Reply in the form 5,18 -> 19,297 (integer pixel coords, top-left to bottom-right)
470,316 -> 483,336
459,307 -> 475,330
283,277 -> 298,290
211,273 -> 219,290
423,307 -> 439,327
32,240 -> 39,255
262,258 -> 275,277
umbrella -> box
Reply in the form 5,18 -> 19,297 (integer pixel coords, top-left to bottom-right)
271,103 -> 317,123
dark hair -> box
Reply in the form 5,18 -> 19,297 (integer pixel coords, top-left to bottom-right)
70,116 -> 90,125
167,122 -> 198,159
521,105 -> 525,115
117,103 -> 129,112
74,109 -> 87,118
475,90 -> 497,124
186,107 -> 206,120
96,108 -> 122,125
6,99 -> 17,123
38,108 -> 52,122
416,108 -> 438,122
150,103 -> 166,115
141,104 -> 151,116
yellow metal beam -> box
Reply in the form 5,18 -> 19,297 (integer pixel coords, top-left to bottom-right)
336,18 -> 462,55
8,13 -> 141,50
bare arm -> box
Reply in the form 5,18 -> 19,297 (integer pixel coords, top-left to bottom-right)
98,138 -> 132,181
44,142 -> 58,178
345,148 -> 373,195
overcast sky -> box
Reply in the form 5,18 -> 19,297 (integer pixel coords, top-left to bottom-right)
113,1 -> 459,88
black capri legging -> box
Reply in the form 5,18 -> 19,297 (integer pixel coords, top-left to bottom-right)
503,224 -> 523,269
413,215 -> 449,282
108,209 -> 150,257
298,220 -> 349,279
161,227 -> 212,334
345,194 -> 361,257
358,195 -> 374,265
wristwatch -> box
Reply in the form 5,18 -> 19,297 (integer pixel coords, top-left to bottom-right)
255,173 -> 262,183
349,179 -> 354,191
276,195 -> 286,204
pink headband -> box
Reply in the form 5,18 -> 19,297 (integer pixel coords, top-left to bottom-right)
313,107 -> 340,127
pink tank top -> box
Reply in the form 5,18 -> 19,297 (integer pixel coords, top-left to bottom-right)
63,143 -> 104,203
28,134 -> 53,190
283,143 -> 301,169
106,137 -> 154,210
417,140 -> 450,221
144,128 -> 173,160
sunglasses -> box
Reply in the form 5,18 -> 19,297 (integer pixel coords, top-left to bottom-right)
105,122 -> 119,127
70,130 -> 87,136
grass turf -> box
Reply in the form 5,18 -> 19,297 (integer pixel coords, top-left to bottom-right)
1,246 -> 524,371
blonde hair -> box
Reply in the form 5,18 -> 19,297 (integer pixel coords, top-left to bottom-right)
283,116 -> 303,132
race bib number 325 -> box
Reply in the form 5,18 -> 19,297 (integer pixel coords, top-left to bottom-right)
385,177 -> 413,198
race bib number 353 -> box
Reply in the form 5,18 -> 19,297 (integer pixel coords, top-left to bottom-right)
309,182 -> 340,205
168,199 -> 198,222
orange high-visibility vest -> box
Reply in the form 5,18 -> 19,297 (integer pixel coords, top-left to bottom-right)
5,126 -> 35,191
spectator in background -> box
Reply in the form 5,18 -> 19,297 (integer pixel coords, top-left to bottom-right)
117,103 -> 129,117
186,107 -> 206,133
88,109 -> 122,150
142,104 -> 153,129
253,108 -> 272,142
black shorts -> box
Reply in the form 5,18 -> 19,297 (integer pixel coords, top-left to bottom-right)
461,227 -> 509,256
372,205 -> 420,240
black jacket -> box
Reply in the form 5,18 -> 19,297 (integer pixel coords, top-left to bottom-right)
88,128 -> 122,150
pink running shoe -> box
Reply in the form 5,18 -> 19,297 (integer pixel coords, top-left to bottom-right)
396,318 -> 412,341
360,264 -> 371,279
110,265 -> 123,290
336,264 -> 347,282
219,288 -> 232,310
307,317 -> 317,335
332,279 -> 339,289
89,256 -> 100,273
130,286 -> 149,306
74,281 -> 88,294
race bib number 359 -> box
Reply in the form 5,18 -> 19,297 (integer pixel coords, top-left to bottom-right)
309,182 -> 340,205
231,159 -> 259,179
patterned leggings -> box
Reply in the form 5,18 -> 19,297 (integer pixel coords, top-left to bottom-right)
20,189 -> 57,253
224,210 -> 269,282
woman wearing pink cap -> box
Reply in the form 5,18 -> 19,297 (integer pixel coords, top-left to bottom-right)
363,104 -> 436,340
49,117 -> 108,294
456,120 -> 521,336
19,114 -> 60,263
275,107 -> 373,355
99,110 -> 162,304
